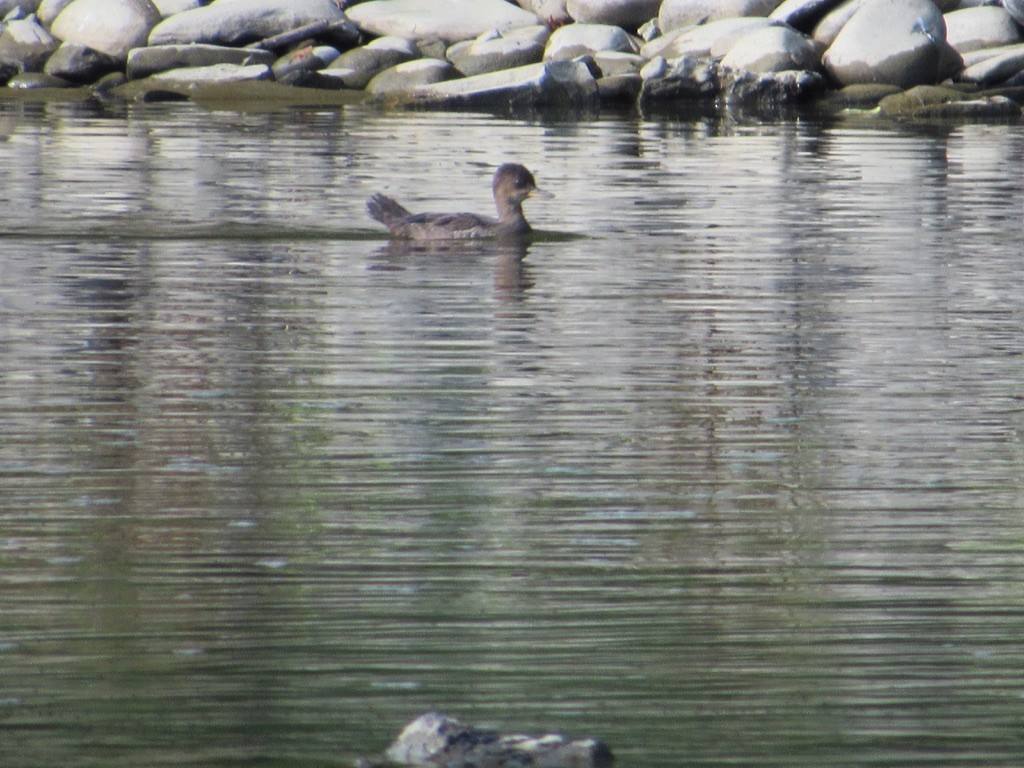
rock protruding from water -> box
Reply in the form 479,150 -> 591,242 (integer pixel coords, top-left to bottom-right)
360,712 -> 614,768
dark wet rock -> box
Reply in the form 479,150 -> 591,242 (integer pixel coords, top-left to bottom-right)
149,0 -> 349,48
811,0 -> 866,48
543,22 -> 638,61
565,0 -> 662,30
90,69 -> 128,94
51,0 -> 161,60
822,0 -> 951,88
640,17 -> 777,60
721,67 -> 826,105
958,44 -> 1024,86
1004,0 -> 1024,28
43,41 -> 120,82
270,44 -> 337,81
944,6 -> 1021,55
126,44 -> 275,80
658,0 -> 781,33
251,19 -> 359,54
720,24 -> 821,74
596,71 -> 641,101
322,35 -> 418,89
768,0 -> 847,33
0,14 -> 58,72
638,54 -> 719,105
0,58 -> 18,84
368,713 -> 614,768
447,27 -> 547,77
7,70 -> 74,87
402,59 -> 598,109
366,58 -> 456,96
347,0 -> 540,45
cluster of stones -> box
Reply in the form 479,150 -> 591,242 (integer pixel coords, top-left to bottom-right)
354,712 -> 614,768
2,0 -> 1024,118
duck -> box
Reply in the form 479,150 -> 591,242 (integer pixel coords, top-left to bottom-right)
366,163 -> 550,240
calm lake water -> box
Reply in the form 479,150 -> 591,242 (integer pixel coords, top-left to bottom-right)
1,95 -> 1023,768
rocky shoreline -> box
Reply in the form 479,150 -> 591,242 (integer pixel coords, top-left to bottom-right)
2,0 -> 1024,119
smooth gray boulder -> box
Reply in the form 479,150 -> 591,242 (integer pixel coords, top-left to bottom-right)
822,0 -> 949,88
640,17 -> 777,60
959,43 -> 1024,85
447,27 -> 547,77
544,22 -> 637,61
0,15 -> 59,72
322,35 -> 418,89
565,0 -> 661,29
347,0 -> 540,44
944,6 -> 1021,55
37,0 -> 75,26
405,59 -> 599,109
51,0 -> 161,60
720,24 -> 820,74
126,43 -> 276,79
43,41 -> 120,82
658,0 -> 781,32
365,58 -> 456,95
148,0 -> 349,47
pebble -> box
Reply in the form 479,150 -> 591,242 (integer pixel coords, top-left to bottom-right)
543,22 -> 638,61
1,0 -> 1023,120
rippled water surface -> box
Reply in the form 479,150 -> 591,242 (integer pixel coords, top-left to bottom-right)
1,98 -> 1023,767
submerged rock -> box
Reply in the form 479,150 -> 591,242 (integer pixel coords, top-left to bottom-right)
362,713 -> 614,768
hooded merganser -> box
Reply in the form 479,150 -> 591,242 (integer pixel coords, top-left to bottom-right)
366,163 -> 550,240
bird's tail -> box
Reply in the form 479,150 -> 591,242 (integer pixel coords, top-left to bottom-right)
366,193 -> 411,226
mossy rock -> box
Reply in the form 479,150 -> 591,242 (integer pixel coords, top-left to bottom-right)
877,84 -> 967,117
